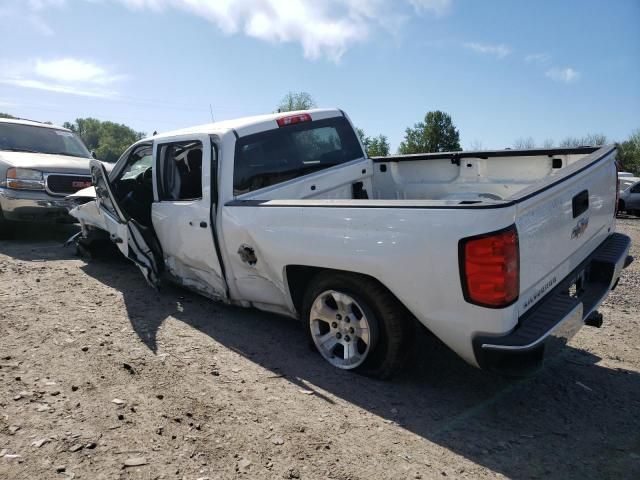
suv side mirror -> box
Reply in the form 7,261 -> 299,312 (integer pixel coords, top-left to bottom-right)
91,151 -> 97,159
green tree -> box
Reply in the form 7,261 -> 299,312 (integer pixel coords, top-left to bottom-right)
276,92 -> 316,112
356,127 -> 371,154
367,135 -> 390,157
63,118 -> 145,162
398,111 -> 461,154
617,129 -> 640,176
356,128 -> 390,157
0,112 -> 18,119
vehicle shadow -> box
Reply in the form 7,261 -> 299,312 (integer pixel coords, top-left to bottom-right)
0,223 -> 81,261
76,256 -> 640,480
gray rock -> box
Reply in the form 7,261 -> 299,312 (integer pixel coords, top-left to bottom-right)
31,438 -> 50,448
283,467 -> 301,479
124,457 -> 148,467
237,458 -> 252,472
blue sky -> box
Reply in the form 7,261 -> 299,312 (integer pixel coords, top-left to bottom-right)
1,0 -> 639,151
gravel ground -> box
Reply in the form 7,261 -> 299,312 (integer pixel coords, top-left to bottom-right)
0,218 -> 639,480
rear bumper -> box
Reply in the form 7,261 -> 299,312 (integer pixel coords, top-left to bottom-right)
473,232 -> 632,376
0,187 -> 75,223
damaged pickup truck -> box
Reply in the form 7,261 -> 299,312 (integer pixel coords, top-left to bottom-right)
68,109 -> 632,378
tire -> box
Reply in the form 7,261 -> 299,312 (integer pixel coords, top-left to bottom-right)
0,206 -> 13,240
617,200 -> 625,214
302,271 -> 413,379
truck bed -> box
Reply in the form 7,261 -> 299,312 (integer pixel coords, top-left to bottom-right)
370,147 -> 601,203
236,146 -> 607,206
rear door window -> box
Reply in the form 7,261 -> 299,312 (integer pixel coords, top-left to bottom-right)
157,141 -> 203,201
233,116 -> 363,195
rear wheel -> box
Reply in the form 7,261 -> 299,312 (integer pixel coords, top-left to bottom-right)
303,271 -> 412,379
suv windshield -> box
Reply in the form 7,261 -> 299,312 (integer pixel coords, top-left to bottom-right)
0,122 -> 91,158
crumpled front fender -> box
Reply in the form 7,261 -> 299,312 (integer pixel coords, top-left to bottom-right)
69,200 -> 107,232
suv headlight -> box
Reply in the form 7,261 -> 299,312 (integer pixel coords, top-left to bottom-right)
6,168 -> 45,190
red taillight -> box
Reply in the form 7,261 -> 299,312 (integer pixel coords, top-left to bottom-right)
276,113 -> 311,127
460,226 -> 519,308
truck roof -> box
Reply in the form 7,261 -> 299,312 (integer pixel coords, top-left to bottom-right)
0,117 -> 71,131
147,108 -> 343,141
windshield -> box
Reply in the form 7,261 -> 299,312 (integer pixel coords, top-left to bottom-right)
0,123 -> 91,158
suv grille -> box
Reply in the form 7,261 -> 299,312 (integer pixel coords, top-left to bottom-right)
46,175 -> 92,195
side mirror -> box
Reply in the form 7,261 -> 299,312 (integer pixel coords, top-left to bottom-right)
91,150 -> 97,159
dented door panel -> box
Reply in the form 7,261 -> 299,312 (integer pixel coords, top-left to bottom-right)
151,134 -> 227,299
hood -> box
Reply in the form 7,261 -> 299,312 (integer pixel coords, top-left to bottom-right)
0,151 -> 92,174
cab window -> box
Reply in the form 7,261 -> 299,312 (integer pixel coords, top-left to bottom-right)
158,141 -> 203,201
233,116 -> 363,195
119,145 -> 153,181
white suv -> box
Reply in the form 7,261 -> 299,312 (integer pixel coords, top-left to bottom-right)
0,118 -> 93,231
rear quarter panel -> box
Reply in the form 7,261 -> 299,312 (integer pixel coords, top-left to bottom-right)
221,202 -> 519,366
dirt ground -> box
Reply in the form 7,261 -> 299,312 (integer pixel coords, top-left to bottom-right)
1,218 -> 639,480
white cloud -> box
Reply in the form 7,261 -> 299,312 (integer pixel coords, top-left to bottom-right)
409,0 -> 453,16
546,67 -> 581,84
0,58 -> 124,99
463,42 -> 512,59
27,0 -> 66,10
0,0 -> 64,36
24,0 -> 455,62
524,53 -> 551,65
35,58 -> 125,84
0,78 -> 117,98
111,0 -> 377,62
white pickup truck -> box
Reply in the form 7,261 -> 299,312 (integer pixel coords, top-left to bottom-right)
69,109 -> 632,378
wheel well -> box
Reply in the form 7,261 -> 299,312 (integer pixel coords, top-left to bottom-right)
284,265 -> 412,320
285,265 -> 324,315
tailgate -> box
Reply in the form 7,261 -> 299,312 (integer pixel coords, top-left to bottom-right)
515,146 -> 617,315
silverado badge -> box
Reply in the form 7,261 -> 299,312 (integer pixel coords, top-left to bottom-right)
571,217 -> 589,239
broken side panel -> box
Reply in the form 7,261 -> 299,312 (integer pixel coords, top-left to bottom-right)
150,135 -> 228,300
